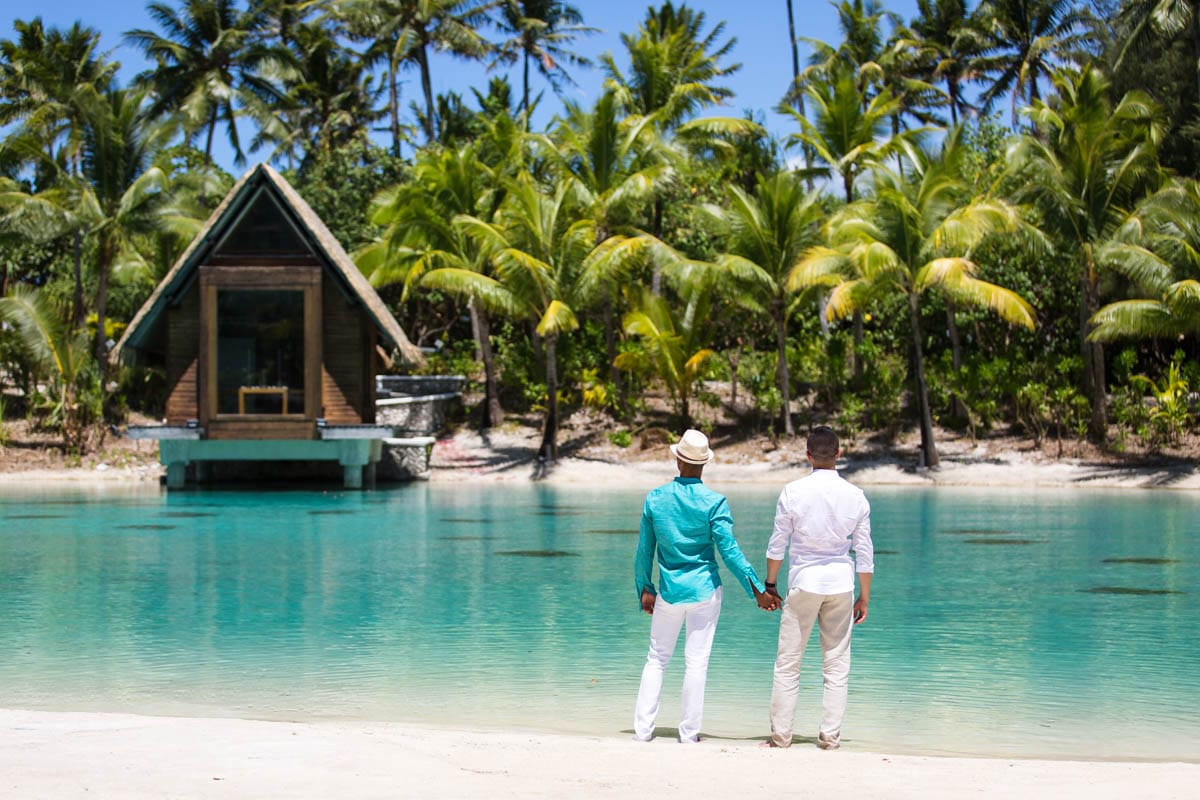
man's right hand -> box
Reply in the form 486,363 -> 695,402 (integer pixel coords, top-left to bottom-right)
641,588 -> 656,615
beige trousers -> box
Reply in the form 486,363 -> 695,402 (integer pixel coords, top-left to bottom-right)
769,588 -> 854,747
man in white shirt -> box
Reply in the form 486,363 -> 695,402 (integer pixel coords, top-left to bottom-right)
762,426 -> 873,750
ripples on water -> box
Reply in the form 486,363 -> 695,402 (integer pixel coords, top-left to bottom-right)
0,483 -> 1197,760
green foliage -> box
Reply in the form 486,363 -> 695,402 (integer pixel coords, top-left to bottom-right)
0,285 -> 101,452
286,144 -> 408,252
414,339 -> 479,382
853,335 -> 907,437
607,429 -> 632,447
1129,354 -> 1193,448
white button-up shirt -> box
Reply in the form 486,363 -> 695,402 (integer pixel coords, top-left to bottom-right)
767,469 -> 873,595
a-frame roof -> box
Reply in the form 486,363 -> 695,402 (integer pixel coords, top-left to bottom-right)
112,163 -> 422,365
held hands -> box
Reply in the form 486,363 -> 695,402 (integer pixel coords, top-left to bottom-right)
755,586 -> 781,612
641,588 -> 657,616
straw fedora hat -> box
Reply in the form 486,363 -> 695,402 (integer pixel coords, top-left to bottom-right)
670,429 -> 714,465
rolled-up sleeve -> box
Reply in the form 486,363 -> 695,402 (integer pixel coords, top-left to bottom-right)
709,497 -> 763,598
634,499 -> 657,602
851,496 -> 874,574
766,489 -> 792,560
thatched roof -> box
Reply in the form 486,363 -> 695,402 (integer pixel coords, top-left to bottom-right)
113,163 -> 422,366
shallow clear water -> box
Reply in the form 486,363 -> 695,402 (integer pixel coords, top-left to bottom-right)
0,481 -> 1197,760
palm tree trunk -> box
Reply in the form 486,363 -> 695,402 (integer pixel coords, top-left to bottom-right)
71,229 -> 85,329
523,50 -> 531,119
94,247 -> 111,365
1192,9 -> 1200,106
539,334 -> 559,461
417,43 -> 436,143
1080,261 -> 1107,442
389,57 -> 402,157
650,198 -> 665,294
908,293 -> 939,467
470,302 -> 503,428
775,304 -> 795,436
947,298 -> 967,419
947,76 -> 960,127
786,0 -> 815,192
843,174 -> 863,375
204,108 -> 218,166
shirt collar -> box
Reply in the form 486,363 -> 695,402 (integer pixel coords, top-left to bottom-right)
811,467 -> 839,475
674,477 -> 703,485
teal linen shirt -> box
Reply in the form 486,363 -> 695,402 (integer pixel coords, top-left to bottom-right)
634,477 -> 764,606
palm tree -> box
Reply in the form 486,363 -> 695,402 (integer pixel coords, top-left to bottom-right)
0,18 -> 116,159
445,172 -> 659,460
796,131 -> 1036,466
783,0 -> 816,187
545,92 -> 674,381
783,63 -> 903,206
909,0 -> 981,127
1090,177 -> 1200,341
126,0 -> 288,166
492,0 -> 596,120
703,171 -> 826,437
614,287 -> 716,427
973,0 -> 1095,126
253,21 -> 383,165
78,88 -> 183,362
1,18 -> 117,326
360,130 -> 520,428
0,285 -> 95,452
1115,0 -> 1200,99
456,175 -> 584,461
334,0 -> 496,146
800,0 -> 899,92
602,2 -> 740,132
1008,67 -> 1165,441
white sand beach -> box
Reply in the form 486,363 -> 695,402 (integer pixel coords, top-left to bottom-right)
428,427 -> 1200,491
2,708 -> 1197,800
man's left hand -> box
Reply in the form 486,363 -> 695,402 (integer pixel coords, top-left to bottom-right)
853,596 -> 869,624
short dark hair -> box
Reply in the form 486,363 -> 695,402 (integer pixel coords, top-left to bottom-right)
807,426 -> 839,460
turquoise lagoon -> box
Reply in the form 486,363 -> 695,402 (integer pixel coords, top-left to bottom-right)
0,482 -> 1197,760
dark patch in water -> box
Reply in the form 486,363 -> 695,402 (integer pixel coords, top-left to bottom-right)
1083,586 -> 1182,596
874,549 -> 899,555
495,549 -> 579,558
440,535 -> 496,541
441,517 -> 490,524
308,510 -> 360,516
943,529 -> 1019,536
1102,557 -> 1179,565
118,524 -> 177,531
3,514 -> 67,520
585,529 -> 636,536
963,538 -> 1040,546
161,512 -> 217,519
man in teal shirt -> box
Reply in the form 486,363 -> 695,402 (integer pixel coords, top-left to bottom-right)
633,429 -> 777,743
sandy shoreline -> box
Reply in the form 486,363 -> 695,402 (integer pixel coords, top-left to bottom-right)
0,427 -> 1196,491
425,429 -> 1200,491
3,709 -> 1197,800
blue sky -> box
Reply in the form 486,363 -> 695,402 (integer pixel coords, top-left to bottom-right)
15,0 -> 922,172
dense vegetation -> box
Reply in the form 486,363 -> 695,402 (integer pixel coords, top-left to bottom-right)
2,0 -> 1199,465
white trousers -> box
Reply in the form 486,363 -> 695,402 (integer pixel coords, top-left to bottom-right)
633,586 -> 723,743
769,588 -> 854,747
